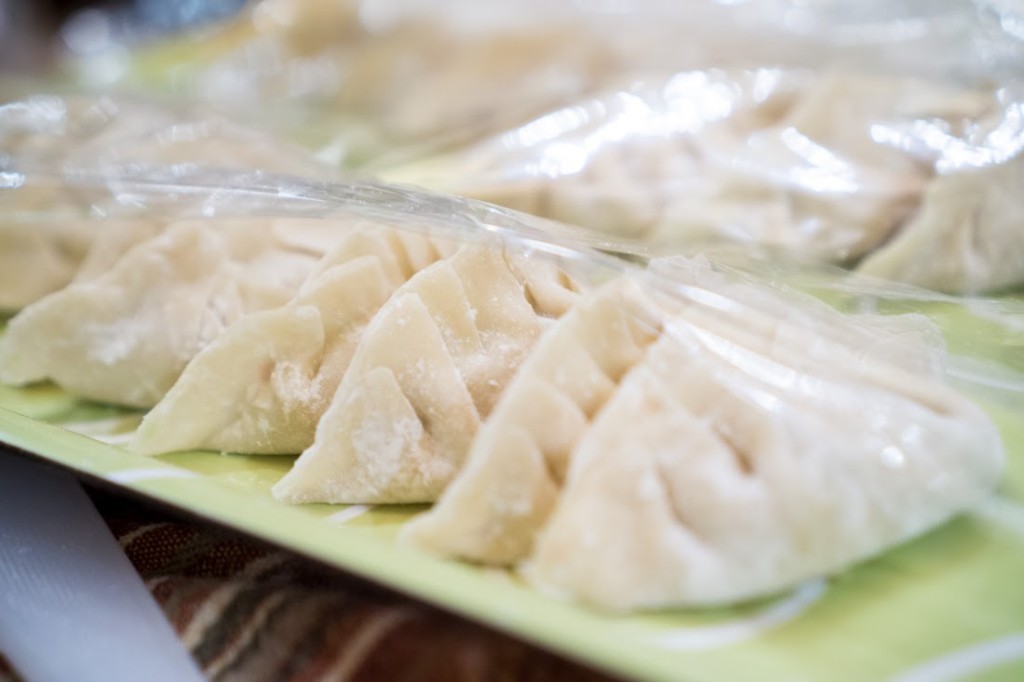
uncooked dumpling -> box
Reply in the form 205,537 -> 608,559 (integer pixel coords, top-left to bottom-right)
0,218 -> 345,407
401,277 -> 664,561
857,155 -> 1024,293
272,245 -> 581,504
0,217 -> 171,312
622,70 -> 992,260
611,71 -> 937,260
404,259 -> 1002,609
131,228 -> 452,455
386,69 -> 810,242
389,69 -> 999,267
114,0 -> 615,159
0,218 -> 92,311
378,25 -> 614,146
0,178 -> 162,311
523,304 -> 1002,610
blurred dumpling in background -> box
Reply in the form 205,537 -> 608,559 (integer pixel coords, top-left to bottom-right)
385,69 -> 1022,293
80,0 -> 617,163
0,92 -> 335,311
857,159 -> 1024,294
0,212 -> 185,313
856,93 -> 1024,294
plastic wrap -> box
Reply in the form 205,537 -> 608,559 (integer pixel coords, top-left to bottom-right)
63,0 -> 620,164
0,91 -> 329,178
61,1 -> 1024,160
385,66 -> 1024,295
0,143 -> 1021,612
50,1 -> 1024,295
0,92 -> 339,311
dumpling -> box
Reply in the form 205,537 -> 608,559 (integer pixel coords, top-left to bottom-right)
621,71 -> 994,261
377,25 -> 614,147
0,215 -> 172,312
131,228 -> 453,455
523,304 -> 1002,610
0,169 -> 92,311
387,70 -> 996,267
400,277 -> 665,561
0,174 -> 154,311
404,260 -> 1002,609
583,71 -> 942,261
0,218 -> 345,407
272,245 -> 581,504
856,155 -> 1024,293
110,0 -> 615,160
385,69 -> 809,242
0,217 -> 91,312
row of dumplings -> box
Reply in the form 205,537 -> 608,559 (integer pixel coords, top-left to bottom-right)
0,215 -> 1004,611
388,69 -> 1024,295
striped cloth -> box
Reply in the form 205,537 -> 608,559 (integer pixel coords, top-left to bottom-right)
0,488 -> 617,682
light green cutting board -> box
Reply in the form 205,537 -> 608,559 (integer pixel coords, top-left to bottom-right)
0,328 -> 1022,682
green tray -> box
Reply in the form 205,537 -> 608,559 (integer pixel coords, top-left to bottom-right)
1,337 -> 1023,682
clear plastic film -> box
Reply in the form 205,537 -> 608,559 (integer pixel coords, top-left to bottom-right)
57,1 -> 1024,160
0,90 -> 330,178
0,91 -> 346,310
60,0 -> 622,164
383,65 -> 1024,295
0,144 -> 1020,611
47,1 -> 1024,295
